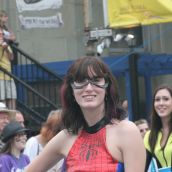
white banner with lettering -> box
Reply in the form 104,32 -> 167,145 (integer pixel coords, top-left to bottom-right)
19,13 -> 63,28
16,0 -> 63,13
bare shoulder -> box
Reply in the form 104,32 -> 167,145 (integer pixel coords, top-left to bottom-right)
118,120 -> 138,131
109,119 -> 139,133
115,120 -> 143,147
107,120 -> 146,171
107,120 -> 141,147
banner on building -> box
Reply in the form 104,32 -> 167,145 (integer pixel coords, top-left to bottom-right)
107,0 -> 172,28
16,0 -> 63,13
19,13 -> 63,29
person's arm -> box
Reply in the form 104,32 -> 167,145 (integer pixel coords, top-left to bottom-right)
119,121 -> 146,172
25,130 -> 67,172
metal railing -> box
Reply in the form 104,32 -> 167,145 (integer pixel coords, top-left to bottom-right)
11,43 -> 63,106
0,66 -> 59,129
0,43 -> 64,130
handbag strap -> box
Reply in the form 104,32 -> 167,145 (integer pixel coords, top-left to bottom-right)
145,150 -> 162,171
36,142 -> 40,155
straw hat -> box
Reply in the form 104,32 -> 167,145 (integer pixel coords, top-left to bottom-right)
1,121 -> 29,142
0,102 -> 16,118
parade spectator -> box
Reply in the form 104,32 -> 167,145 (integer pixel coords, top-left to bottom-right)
15,110 -> 25,127
24,110 -> 63,172
144,85 -> 172,171
135,118 -> 149,138
0,121 -> 30,171
0,10 -> 16,109
0,102 -> 15,150
0,10 -> 16,45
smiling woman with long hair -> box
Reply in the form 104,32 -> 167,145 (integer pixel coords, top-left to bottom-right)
144,85 -> 172,171
25,56 -> 146,172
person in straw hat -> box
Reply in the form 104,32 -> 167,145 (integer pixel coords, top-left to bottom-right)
0,102 -> 16,150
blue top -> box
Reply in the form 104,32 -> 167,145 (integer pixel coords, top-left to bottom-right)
0,153 -> 30,172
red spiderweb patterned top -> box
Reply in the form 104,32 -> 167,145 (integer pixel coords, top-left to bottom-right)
65,127 -> 123,172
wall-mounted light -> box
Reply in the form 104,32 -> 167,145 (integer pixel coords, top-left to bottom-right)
96,38 -> 111,56
113,33 -> 135,42
97,41 -> 105,56
113,34 -> 124,42
125,34 -> 134,42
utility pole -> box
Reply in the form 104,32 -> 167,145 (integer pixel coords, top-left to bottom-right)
128,53 -> 140,121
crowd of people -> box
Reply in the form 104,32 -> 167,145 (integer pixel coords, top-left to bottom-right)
0,9 -> 172,172
0,54 -> 172,171
25,56 -> 172,172
0,102 -> 63,171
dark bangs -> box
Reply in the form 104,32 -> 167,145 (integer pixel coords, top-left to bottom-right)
68,56 -> 108,81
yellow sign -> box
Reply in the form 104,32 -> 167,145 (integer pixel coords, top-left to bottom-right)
108,0 -> 172,28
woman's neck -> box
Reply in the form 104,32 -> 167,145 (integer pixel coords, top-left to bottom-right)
84,116 -> 109,134
161,116 -> 170,132
11,148 -> 21,159
82,106 -> 105,126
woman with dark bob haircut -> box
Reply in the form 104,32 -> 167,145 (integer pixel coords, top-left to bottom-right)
26,56 -> 146,172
